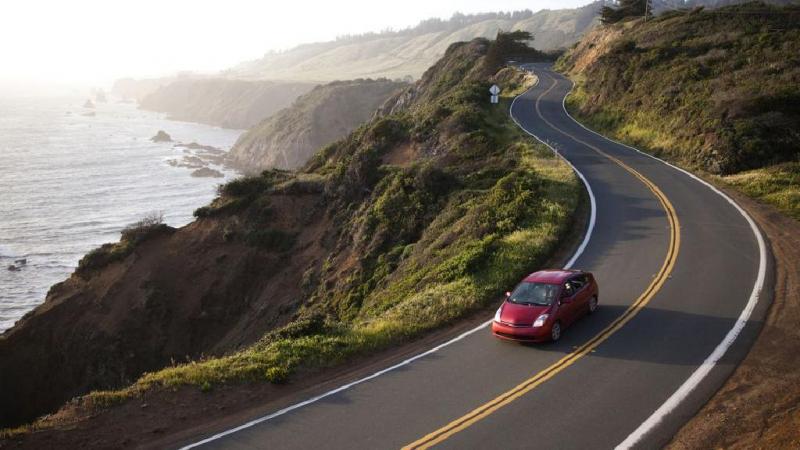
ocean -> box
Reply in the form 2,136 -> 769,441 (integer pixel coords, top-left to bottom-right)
0,95 -> 242,332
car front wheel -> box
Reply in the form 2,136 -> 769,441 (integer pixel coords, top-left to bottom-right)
550,321 -> 562,342
588,296 -> 598,315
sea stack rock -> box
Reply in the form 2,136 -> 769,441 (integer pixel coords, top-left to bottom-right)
191,167 -> 224,178
151,130 -> 172,142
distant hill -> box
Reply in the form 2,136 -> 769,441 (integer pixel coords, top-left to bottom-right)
112,5 -> 601,129
225,4 -> 602,82
228,79 -> 407,173
138,78 -> 316,129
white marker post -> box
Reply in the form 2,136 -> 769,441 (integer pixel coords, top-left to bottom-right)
490,84 -> 500,104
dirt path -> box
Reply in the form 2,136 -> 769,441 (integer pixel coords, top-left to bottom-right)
667,187 -> 800,449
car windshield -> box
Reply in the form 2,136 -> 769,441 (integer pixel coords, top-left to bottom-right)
508,282 -> 558,306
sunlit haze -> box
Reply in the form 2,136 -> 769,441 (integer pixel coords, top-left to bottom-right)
1,0 -> 591,91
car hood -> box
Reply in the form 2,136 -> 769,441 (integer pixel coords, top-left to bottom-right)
499,302 -> 549,326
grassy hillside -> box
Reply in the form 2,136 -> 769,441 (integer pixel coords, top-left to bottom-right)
0,38 -> 581,431
138,78 -> 316,129
558,3 -> 800,219
227,5 -> 599,82
228,79 -> 408,173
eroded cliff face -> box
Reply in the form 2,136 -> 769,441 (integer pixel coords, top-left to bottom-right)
227,79 -> 408,173
138,78 -> 316,129
0,189 -> 330,427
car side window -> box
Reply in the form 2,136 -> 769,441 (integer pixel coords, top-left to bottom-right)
563,282 -> 575,297
570,277 -> 585,291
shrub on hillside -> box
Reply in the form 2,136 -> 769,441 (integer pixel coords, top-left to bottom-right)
77,212 -> 174,277
244,228 -> 296,252
219,169 -> 291,197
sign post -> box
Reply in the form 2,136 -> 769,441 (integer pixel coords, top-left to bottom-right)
489,84 -> 500,104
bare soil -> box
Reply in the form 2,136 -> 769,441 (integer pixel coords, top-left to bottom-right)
667,186 -> 800,449
0,191 -> 329,429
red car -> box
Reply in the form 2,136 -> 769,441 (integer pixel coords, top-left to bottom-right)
492,269 -> 599,342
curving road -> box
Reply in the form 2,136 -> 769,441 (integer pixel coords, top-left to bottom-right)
182,64 -> 769,450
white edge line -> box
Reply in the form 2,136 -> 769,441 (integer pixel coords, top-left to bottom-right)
181,319 -> 494,449
540,69 -> 768,449
180,71 -> 598,449
508,71 -> 596,270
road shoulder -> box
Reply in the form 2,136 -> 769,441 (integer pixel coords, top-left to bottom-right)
667,186 -> 800,449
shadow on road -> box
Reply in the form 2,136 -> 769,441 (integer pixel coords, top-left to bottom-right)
510,303 -> 753,368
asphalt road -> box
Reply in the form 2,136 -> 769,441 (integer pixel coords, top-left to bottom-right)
184,64 -> 769,450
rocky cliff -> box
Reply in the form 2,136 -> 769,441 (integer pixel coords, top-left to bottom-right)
138,78 -> 316,129
228,79 -> 408,173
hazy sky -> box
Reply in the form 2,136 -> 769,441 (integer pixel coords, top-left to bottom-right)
1,0 -> 590,88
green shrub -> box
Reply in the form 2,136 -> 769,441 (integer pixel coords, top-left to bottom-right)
77,243 -> 132,275
244,229 -> 297,252
193,206 -> 213,218
77,212 -> 174,276
265,367 -> 289,384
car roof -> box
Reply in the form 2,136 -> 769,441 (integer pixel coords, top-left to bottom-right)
523,269 -> 584,284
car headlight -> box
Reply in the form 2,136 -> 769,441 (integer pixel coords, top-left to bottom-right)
494,306 -> 503,322
533,314 -> 549,327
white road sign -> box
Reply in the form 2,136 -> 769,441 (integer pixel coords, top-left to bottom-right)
491,95 -> 499,104
489,84 -> 501,95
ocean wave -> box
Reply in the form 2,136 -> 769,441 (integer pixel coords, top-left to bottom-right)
0,96 -> 241,332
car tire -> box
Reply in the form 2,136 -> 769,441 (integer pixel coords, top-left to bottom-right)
550,321 -> 562,342
588,296 -> 598,315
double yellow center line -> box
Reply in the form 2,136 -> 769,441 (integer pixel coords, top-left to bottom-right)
402,73 -> 681,449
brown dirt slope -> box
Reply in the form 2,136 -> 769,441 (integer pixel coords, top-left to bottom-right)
0,192 -> 328,427
668,189 -> 800,449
